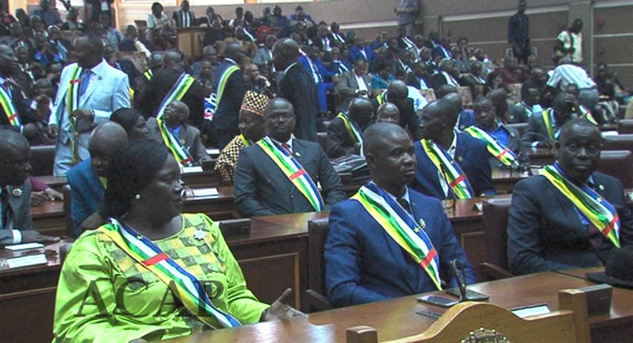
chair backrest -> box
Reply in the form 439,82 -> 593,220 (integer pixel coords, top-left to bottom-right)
62,185 -> 74,238
597,150 -> 633,188
458,86 -> 473,108
317,132 -> 328,153
602,134 -> 633,154
29,145 -> 55,176
347,289 -> 590,343
482,197 -> 513,273
307,218 -> 330,295
507,122 -> 528,138
617,119 -> 633,134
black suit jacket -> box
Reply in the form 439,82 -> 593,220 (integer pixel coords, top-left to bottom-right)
371,95 -> 422,140
0,79 -> 34,131
234,138 -> 345,217
213,61 -> 246,132
139,69 -> 205,128
326,116 -> 360,158
508,172 -> 633,275
172,10 -> 196,28
278,63 -> 319,142
1,181 -> 33,245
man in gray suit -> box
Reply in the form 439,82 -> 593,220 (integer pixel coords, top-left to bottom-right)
336,59 -> 373,112
48,33 -> 130,176
234,98 -> 345,217
1,130 -> 60,246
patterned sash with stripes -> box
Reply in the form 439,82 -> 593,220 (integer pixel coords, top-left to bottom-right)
464,126 -> 519,169
351,183 -> 442,290
0,83 -> 20,128
206,65 -> 240,119
256,137 -> 324,211
421,139 -> 474,199
66,65 -> 84,164
100,217 -> 242,329
541,165 -> 620,248
336,112 -> 363,144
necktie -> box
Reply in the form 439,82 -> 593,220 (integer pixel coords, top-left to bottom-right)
80,70 -> 92,97
281,143 -> 292,154
397,197 -> 411,214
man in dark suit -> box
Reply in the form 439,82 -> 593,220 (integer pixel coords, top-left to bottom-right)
325,123 -> 475,307
522,93 -> 576,149
139,50 -> 205,129
273,38 -> 319,142
336,59 -> 372,112
1,130 -> 59,246
326,98 -> 373,158
508,119 -> 633,275
234,97 -> 345,217
371,80 -> 422,140
411,99 -> 496,200
67,122 -> 128,236
172,0 -> 195,28
209,42 -> 247,148
0,44 -> 37,138
431,58 -> 460,91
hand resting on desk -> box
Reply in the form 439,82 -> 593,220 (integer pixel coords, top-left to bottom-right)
262,288 -> 306,321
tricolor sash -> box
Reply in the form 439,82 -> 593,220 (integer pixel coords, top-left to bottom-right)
66,65 -> 85,164
257,137 -> 324,211
156,73 -> 196,167
336,112 -> 363,144
238,134 -> 251,147
100,218 -> 241,329
464,126 -> 519,169
541,108 -> 557,141
351,183 -> 442,290
421,139 -> 474,199
0,83 -> 20,128
579,106 -> 597,125
144,70 -> 153,80
541,165 -> 620,248
206,65 -> 239,117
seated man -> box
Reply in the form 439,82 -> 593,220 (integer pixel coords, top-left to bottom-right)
436,86 -> 474,131
67,122 -> 128,236
411,99 -> 496,200
508,119 -> 633,275
336,58 -> 372,113
146,100 -> 210,166
326,98 -> 374,158
215,91 -> 269,185
1,129 -> 59,245
375,102 -> 400,124
371,80 -> 422,140
325,123 -> 475,307
234,98 -> 345,217
507,84 -> 543,123
465,97 -> 528,171
522,93 -> 577,149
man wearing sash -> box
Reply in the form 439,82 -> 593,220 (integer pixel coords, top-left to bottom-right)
0,44 -> 38,138
411,99 -> 496,201
48,34 -> 130,176
467,96 -> 528,170
325,123 -> 474,307
371,80 -> 422,140
326,98 -> 373,158
508,119 -> 633,275
522,93 -> 577,149
234,97 -> 345,217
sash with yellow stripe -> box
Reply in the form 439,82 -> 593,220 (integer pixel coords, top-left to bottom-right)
578,105 -> 597,125
464,126 -> 519,169
257,137 -> 324,211
352,183 -> 442,290
66,65 -> 84,164
99,217 -> 241,329
541,108 -> 557,141
156,73 -> 196,167
239,134 -> 251,147
421,139 -> 474,199
336,112 -> 363,144
206,65 -> 240,120
541,164 -> 620,248
0,83 -> 20,128
144,70 -> 153,80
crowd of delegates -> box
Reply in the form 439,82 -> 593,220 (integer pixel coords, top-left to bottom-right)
1,0 -> 633,341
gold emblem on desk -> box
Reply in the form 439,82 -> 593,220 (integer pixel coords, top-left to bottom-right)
11,188 -> 22,197
462,328 -> 508,343
194,229 -> 207,240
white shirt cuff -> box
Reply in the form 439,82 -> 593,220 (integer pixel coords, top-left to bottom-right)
12,229 -> 22,244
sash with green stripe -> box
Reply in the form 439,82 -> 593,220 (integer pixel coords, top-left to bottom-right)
0,83 -> 20,127
156,73 -> 196,167
239,134 -> 251,147
541,108 -> 557,141
541,164 -> 620,247
206,65 -> 240,118
351,183 -> 442,290
144,70 -> 153,80
336,112 -> 363,144
579,105 -> 597,125
257,137 -> 324,211
99,218 -> 241,329
66,65 -> 84,164
464,126 -> 519,169
421,139 -> 474,199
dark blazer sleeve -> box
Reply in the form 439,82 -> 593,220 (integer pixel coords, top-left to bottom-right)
233,147 -> 276,217
400,99 -> 422,140
314,143 -> 346,209
326,117 -> 355,158
8,180 -> 33,235
279,67 -> 318,142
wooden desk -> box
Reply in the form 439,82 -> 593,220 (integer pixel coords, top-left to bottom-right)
31,200 -> 65,237
39,175 -> 68,189
492,169 -> 529,193
527,147 -> 556,166
167,271 -> 633,343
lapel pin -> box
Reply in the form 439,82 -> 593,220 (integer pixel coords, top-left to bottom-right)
598,184 -> 604,191
418,218 -> 426,229
458,156 -> 463,162
11,188 -> 22,197
295,151 -> 301,157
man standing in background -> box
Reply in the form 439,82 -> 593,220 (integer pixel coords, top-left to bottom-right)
508,0 -> 530,65
395,0 -> 419,38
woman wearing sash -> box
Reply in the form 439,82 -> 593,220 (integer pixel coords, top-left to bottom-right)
53,140 -> 300,342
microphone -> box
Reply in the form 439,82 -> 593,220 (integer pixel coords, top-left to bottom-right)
449,259 -> 489,302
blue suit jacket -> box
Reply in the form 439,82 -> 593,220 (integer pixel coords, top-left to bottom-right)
325,185 -> 475,307
508,172 -> 633,275
411,132 -> 496,200
348,46 -> 376,64
67,158 -> 104,236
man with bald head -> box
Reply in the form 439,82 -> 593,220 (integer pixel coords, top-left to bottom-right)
441,89 -> 475,131
371,80 -> 422,140
522,92 -> 578,149
376,102 -> 400,124
273,38 -> 319,142
67,122 -> 128,236
1,129 -> 60,246
325,122 -> 475,307
326,98 -> 374,158
235,97 -> 344,217
0,44 -> 38,138
411,99 -> 495,200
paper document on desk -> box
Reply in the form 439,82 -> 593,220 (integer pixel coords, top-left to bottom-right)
5,243 -> 44,251
192,188 -> 219,197
182,166 -> 204,174
5,254 -> 48,269
511,304 -> 550,318
206,148 -> 220,156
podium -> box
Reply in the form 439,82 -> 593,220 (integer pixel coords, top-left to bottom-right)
176,27 -> 208,60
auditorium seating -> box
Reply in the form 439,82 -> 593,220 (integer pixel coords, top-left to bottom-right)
597,150 -> 633,189
305,218 -> 333,312
29,145 -> 55,176
480,197 -> 513,281
617,119 -> 633,134
602,134 -> 633,153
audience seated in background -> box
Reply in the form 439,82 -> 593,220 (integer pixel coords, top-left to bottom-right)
326,97 -> 373,158
371,80 -> 422,140
522,92 -> 579,149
